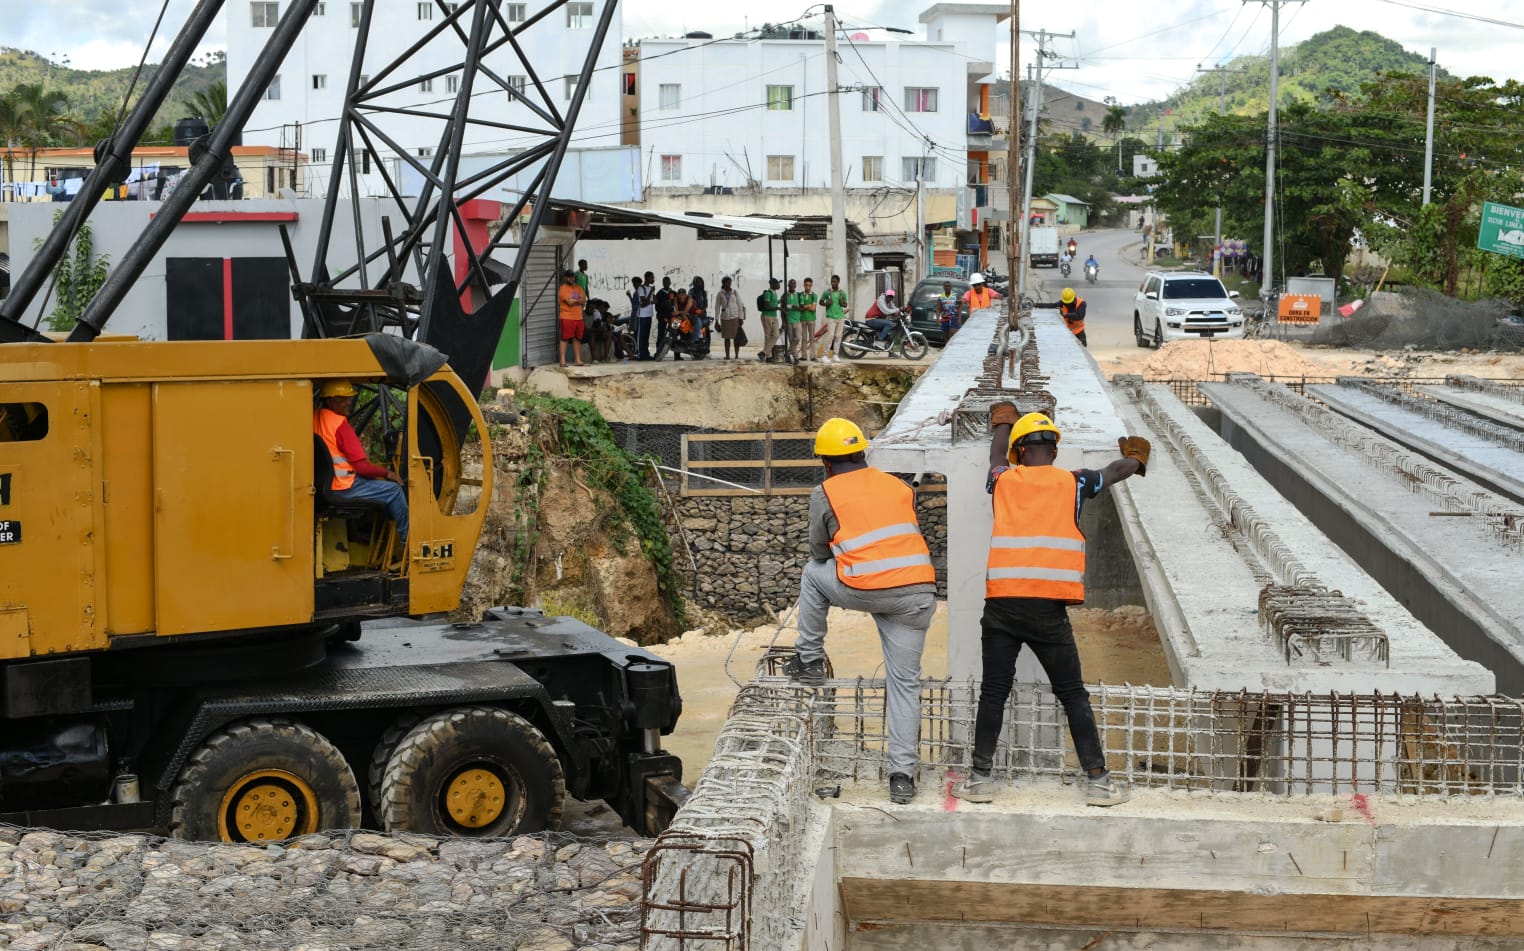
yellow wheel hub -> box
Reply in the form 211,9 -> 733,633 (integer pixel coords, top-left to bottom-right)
445,767 -> 506,829
218,769 -> 319,843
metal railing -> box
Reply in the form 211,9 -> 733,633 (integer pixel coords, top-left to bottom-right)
678,431 -> 948,497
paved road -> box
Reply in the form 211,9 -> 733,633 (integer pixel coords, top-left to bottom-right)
1024,227 -> 1154,361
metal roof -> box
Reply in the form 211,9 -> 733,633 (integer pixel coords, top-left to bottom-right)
1044,193 -> 1092,206
549,198 -> 796,238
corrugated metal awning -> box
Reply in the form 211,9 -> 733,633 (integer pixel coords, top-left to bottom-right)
549,198 -> 795,238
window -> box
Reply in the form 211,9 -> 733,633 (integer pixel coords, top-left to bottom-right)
443,1 -> 460,12
658,83 -> 680,110
766,85 -> 793,111
351,1 -> 362,26
251,1 -> 278,27
902,156 -> 937,180
861,156 -> 882,182
563,75 -> 587,101
0,403 -> 48,443
566,1 -> 592,27
312,74 -> 327,90
263,75 -> 282,101
358,74 -> 370,88
1081,116 -> 1092,131
362,150 -> 372,174
506,75 -> 527,99
447,74 -> 459,93
420,77 -> 434,92
418,147 -> 435,158
903,87 -> 938,113
506,2 -> 526,21
314,1 -> 326,14
417,2 -> 432,19
766,154 -> 795,181
312,148 -> 328,163
860,86 -> 882,111
660,155 -> 681,181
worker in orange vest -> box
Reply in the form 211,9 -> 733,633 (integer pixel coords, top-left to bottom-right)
1034,287 -> 1088,346
960,272 -> 1001,317
784,417 -> 937,805
314,380 -> 409,549
953,407 -> 1150,807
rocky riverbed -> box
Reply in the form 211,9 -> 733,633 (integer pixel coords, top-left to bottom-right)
0,825 -> 649,950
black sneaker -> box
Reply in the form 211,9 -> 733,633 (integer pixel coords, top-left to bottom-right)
782,655 -> 825,686
888,773 -> 916,804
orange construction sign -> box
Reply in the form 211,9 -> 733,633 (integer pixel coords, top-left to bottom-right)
1277,293 -> 1321,324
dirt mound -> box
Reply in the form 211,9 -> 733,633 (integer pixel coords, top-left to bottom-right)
1107,339 -> 1337,380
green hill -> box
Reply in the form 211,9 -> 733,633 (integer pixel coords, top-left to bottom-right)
0,47 -> 225,145
1127,26 -> 1444,133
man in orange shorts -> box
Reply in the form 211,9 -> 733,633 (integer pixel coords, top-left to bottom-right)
558,269 -> 586,367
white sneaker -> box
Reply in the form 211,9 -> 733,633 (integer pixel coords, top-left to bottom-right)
952,771 -> 995,803
1085,771 -> 1131,807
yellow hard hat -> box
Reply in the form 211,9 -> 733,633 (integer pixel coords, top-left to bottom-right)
814,417 -> 868,457
1061,288 -> 1076,304
1006,412 -> 1061,464
318,380 -> 357,398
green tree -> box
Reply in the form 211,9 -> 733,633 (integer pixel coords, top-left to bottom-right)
184,79 -> 227,127
0,83 -> 83,178
36,214 -> 111,332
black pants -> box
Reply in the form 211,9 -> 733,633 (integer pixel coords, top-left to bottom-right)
1075,330 -> 1087,348
637,316 -> 653,359
971,597 -> 1105,775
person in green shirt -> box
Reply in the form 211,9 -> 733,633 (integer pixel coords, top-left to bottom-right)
783,278 -> 802,366
757,277 -> 783,363
815,274 -> 848,363
795,277 -> 818,365
575,259 -> 590,296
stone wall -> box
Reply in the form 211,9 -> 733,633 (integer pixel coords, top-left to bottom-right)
673,491 -> 949,621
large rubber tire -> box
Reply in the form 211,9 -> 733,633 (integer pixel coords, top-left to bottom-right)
1134,314 -> 1149,348
839,334 -> 869,359
377,706 -> 566,837
901,333 -> 930,360
1153,320 -> 1164,349
367,712 -> 425,815
653,339 -> 670,361
169,718 -> 362,843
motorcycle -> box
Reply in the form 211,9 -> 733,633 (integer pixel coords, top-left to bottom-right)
1085,263 -> 1099,284
839,312 -> 929,360
610,315 -> 636,358
1060,260 -> 1072,278
653,312 -> 711,360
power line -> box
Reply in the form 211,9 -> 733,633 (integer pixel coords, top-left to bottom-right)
1370,0 -> 1524,29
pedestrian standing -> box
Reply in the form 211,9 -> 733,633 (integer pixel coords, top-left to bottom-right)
715,275 -> 746,360
757,277 -> 782,363
557,269 -> 586,368
796,277 -> 818,365
784,418 -> 936,805
632,273 -> 656,360
654,276 -> 675,352
575,258 -> 591,297
782,278 -> 802,365
815,274 -> 848,363
952,406 -> 1151,807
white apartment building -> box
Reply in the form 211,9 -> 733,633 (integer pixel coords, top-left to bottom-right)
634,5 -> 1007,196
228,0 -> 627,199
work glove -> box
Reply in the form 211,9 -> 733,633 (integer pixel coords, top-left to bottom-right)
1118,436 -> 1151,476
990,401 -> 1019,428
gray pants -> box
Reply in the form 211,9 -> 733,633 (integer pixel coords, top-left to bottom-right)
794,559 -> 935,775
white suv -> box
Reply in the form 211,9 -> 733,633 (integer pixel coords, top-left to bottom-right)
1134,271 -> 1245,347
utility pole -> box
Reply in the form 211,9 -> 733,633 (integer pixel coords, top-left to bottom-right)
1422,47 -> 1436,207
1197,64 -> 1246,275
1014,28 -> 1075,300
1246,0 -> 1304,298
916,139 -> 928,281
823,6 -> 848,285
1005,0 -> 1019,293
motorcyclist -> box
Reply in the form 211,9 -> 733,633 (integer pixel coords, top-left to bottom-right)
863,287 -> 901,342
1084,254 -> 1099,279
1067,237 -> 1078,257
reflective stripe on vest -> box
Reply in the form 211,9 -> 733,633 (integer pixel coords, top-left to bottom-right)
314,407 -> 357,491
986,466 -> 1086,602
822,467 -> 935,591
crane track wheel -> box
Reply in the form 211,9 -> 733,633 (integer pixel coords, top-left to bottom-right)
169,718 -> 362,843
376,706 -> 565,837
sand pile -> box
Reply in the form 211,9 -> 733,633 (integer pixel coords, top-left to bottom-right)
1109,340 -> 1336,380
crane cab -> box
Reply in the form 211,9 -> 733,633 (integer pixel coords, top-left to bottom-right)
0,335 -> 491,662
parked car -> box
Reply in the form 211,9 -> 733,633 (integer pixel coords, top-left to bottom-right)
1133,271 -> 1246,348
907,277 -> 970,346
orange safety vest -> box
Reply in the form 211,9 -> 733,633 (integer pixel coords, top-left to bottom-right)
821,467 -> 935,590
1060,298 -> 1086,335
314,407 -> 357,491
964,287 -> 995,311
986,465 -> 1086,603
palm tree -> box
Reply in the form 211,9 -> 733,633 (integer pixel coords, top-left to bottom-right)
185,80 -> 228,128
0,84 -> 75,181
1102,101 -> 1128,174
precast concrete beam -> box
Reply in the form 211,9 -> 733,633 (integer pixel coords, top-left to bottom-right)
1109,382 -> 1491,695
1203,377 -> 1524,693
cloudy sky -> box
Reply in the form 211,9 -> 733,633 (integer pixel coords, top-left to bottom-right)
7,0 -> 1520,105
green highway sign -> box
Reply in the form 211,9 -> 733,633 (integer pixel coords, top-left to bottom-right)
1478,201 -> 1524,260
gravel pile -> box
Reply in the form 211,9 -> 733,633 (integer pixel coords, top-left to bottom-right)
0,826 -> 650,950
